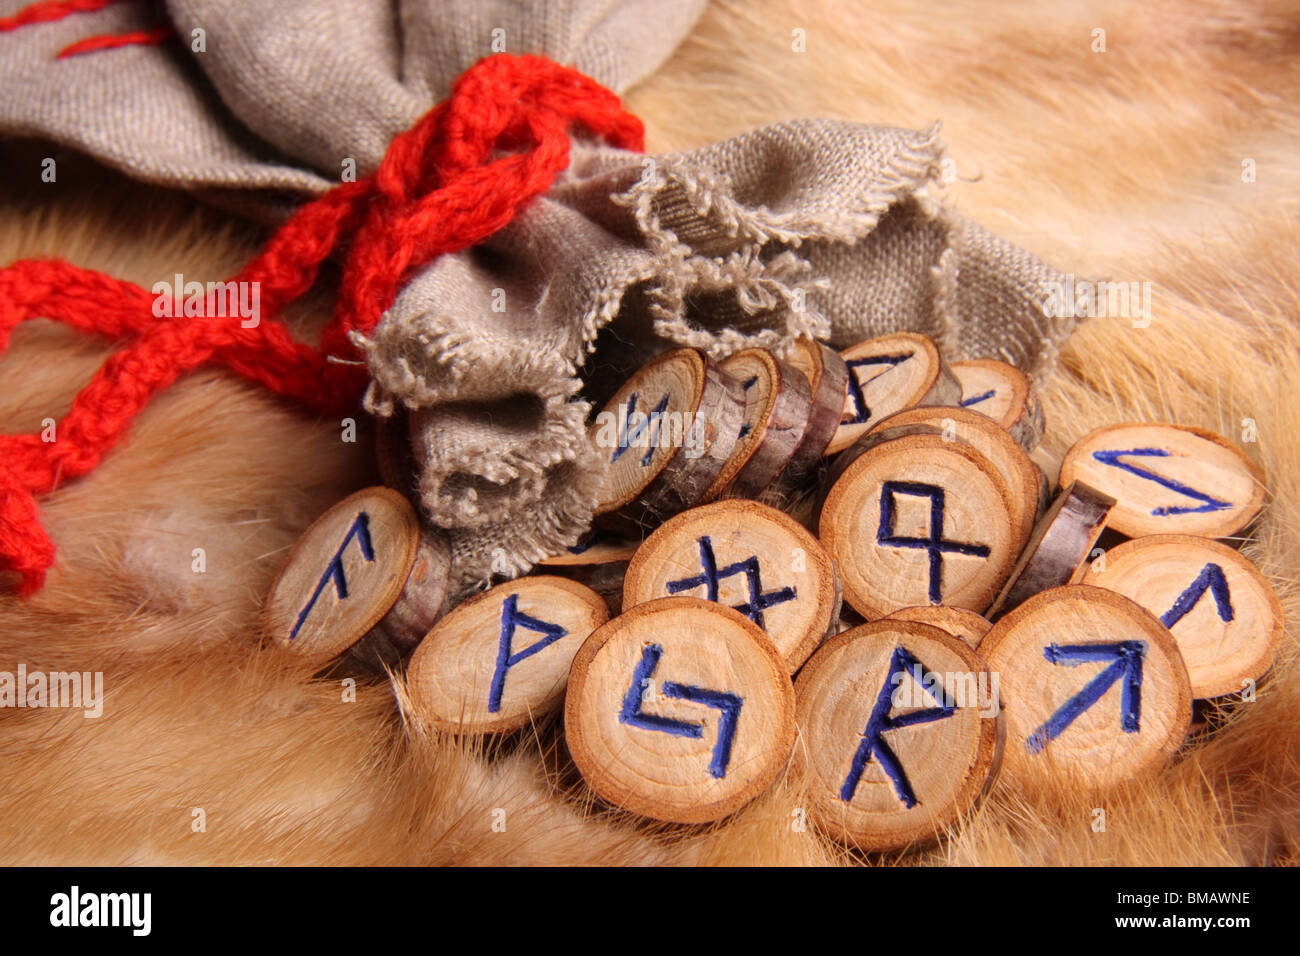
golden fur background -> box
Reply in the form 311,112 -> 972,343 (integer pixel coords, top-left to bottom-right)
1,0 -> 1297,865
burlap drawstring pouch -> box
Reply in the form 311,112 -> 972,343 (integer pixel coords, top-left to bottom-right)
0,0 -> 1075,593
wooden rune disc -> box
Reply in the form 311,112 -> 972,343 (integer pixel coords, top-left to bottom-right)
536,528 -> 641,567
590,348 -> 746,535
373,527 -> 453,654
263,487 -> 420,665
819,434 -> 1019,618
825,332 -> 960,456
986,481 -> 1115,621
406,576 -> 609,733
565,597 -> 797,824
715,348 -> 814,499
780,338 -> 849,481
863,406 -> 1045,549
950,359 -> 1045,452
1082,535 -> 1282,699
1059,423 -> 1266,539
623,500 -> 839,672
977,585 -> 1192,794
885,605 -> 992,649
795,620 -> 1002,851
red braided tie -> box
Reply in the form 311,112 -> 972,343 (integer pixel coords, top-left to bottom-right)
0,0 -> 122,32
0,53 -> 644,596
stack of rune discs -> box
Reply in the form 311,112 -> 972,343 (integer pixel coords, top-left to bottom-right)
260,329 -> 1281,856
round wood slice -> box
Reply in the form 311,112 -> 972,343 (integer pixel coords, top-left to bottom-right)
623,500 -> 840,672
795,620 -> 1002,851
986,481 -> 1115,621
589,348 -> 746,535
406,576 -> 609,733
950,359 -> 1045,452
819,434 -> 1019,618
977,585 -> 1192,794
537,528 -> 641,567
884,605 -> 993,649
1082,535 -> 1282,699
374,527 -> 453,654
262,487 -> 420,665
780,338 -> 849,482
565,597 -> 796,824
715,348 -> 813,499
825,332 -> 960,456
1059,423 -> 1266,539
863,406 -> 1045,549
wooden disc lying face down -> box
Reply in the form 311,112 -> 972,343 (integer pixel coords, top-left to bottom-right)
826,332 -> 960,455
623,500 -> 839,672
407,576 -> 609,733
1083,535 -> 1282,699
263,487 -> 420,666
950,359 -> 1045,452
978,586 -> 1192,793
371,526 -> 453,656
795,620 -> 1002,851
986,481 -> 1115,620
1059,423 -> 1265,538
716,348 -> 814,499
537,528 -> 640,568
589,348 -> 746,533
565,597 -> 796,824
819,434 -> 1018,618
885,605 -> 992,649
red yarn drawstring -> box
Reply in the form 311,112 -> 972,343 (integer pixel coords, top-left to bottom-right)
56,23 -> 172,58
0,0 -> 122,33
0,0 -> 167,60
0,53 -> 644,595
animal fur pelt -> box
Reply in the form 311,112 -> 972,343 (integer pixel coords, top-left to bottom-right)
1,0 -> 1297,865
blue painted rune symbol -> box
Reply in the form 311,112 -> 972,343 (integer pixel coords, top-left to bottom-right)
959,388 -> 996,408
1160,563 -> 1234,628
876,481 -> 991,604
619,643 -> 744,779
1091,447 -> 1231,516
291,511 -> 374,641
665,535 -> 796,630
488,594 -> 568,713
842,352 -> 913,425
611,390 -> 671,467
840,645 -> 956,808
1026,641 -> 1146,754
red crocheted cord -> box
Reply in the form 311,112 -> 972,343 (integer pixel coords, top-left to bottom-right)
57,24 -> 173,58
0,0 -> 122,33
0,52 -> 644,596
1,0 -> 178,60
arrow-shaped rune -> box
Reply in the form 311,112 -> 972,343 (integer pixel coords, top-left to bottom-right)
619,644 -> 744,779
1027,641 -> 1146,754
1160,562 -> 1234,629
1090,448 -> 1231,516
